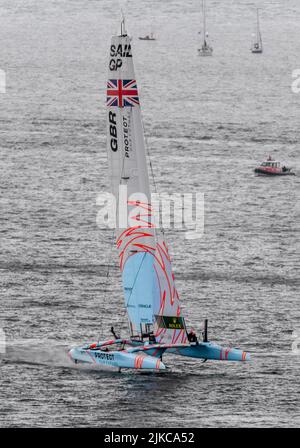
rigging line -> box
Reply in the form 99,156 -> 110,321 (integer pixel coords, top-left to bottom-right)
142,120 -> 158,195
117,111 -> 153,334
98,107 -> 130,341
98,227 -> 116,340
113,107 -> 138,334
142,120 -> 165,240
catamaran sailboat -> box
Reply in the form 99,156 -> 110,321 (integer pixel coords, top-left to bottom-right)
68,19 -> 250,371
198,0 -> 213,56
251,8 -> 263,53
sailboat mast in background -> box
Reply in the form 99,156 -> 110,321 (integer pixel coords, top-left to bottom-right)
251,8 -> 263,53
139,14 -> 156,40
198,0 -> 213,56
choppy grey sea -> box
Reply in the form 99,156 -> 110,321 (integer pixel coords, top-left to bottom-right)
0,0 -> 299,427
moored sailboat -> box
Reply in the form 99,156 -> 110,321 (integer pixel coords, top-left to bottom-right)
198,0 -> 213,56
68,18 -> 250,370
251,8 -> 263,53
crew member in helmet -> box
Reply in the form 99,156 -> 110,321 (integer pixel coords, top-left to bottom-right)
187,330 -> 198,343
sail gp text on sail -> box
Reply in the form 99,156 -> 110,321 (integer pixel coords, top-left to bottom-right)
109,43 -> 132,71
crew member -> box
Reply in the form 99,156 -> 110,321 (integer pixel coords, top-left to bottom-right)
187,330 -> 198,343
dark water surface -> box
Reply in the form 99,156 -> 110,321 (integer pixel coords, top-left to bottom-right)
0,0 -> 299,427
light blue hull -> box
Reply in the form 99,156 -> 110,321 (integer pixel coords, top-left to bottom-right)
68,340 -> 249,371
165,342 -> 250,362
68,346 -> 166,370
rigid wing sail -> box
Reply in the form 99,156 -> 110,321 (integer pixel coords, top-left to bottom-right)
107,28 -> 187,347
68,19 -> 250,370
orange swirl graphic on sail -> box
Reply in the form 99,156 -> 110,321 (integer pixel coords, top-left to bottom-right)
116,201 -> 187,344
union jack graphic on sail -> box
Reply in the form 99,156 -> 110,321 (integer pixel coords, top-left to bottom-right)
107,79 -> 140,107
